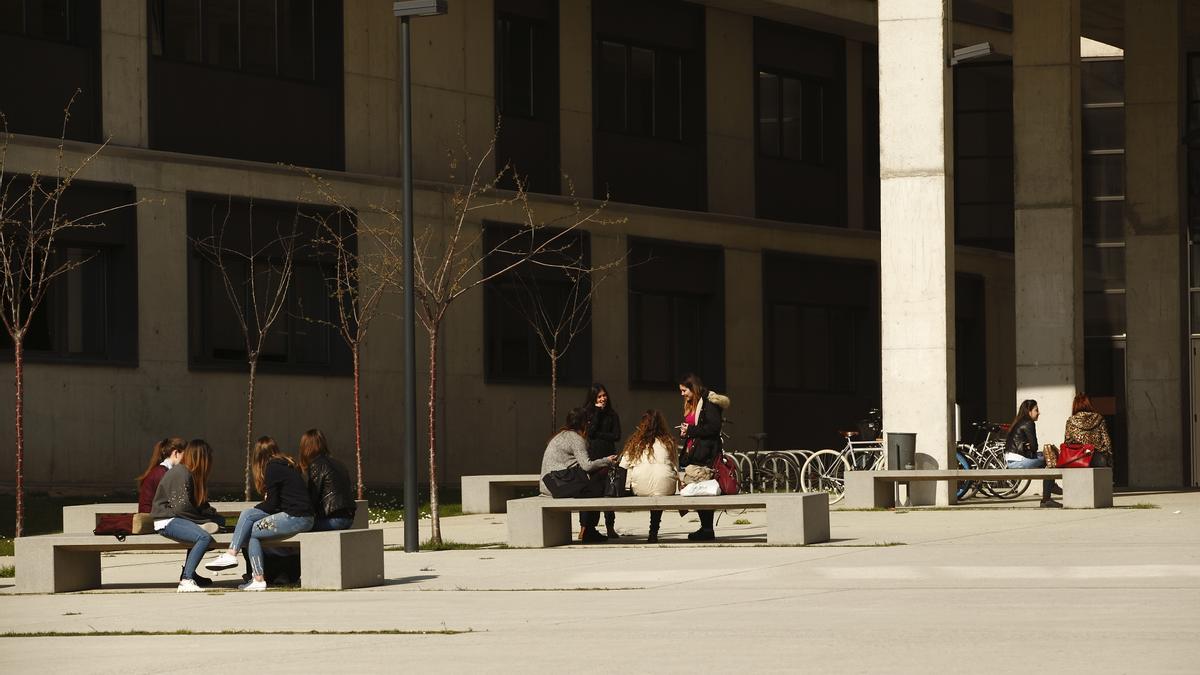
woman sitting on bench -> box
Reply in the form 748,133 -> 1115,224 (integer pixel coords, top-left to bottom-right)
205,437 -> 314,591
539,407 -> 617,543
1004,399 -> 1060,508
150,439 -> 222,593
300,428 -> 357,531
619,410 -> 681,542
138,437 -> 211,587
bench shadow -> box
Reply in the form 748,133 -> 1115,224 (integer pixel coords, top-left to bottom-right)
382,574 -> 438,586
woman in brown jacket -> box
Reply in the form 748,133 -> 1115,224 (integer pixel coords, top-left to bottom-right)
1063,392 -> 1113,468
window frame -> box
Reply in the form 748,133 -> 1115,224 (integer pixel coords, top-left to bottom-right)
593,36 -> 686,143
754,67 -> 828,166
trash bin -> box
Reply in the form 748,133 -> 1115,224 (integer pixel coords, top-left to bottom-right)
887,432 -> 917,471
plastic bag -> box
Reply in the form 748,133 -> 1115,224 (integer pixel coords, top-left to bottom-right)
680,479 -> 720,496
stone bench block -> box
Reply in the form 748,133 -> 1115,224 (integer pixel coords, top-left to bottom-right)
461,475 -> 541,514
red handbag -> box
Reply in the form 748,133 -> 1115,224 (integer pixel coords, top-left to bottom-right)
712,453 -> 740,495
1056,443 -> 1095,468
93,513 -> 134,541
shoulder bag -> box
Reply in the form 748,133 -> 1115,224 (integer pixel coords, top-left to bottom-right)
93,513 -> 134,541
604,466 -> 629,498
712,453 -> 739,495
542,466 -> 590,498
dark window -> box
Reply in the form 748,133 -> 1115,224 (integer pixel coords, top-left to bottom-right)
596,40 -> 683,141
147,0 -> 341,169
187,194 -> 352,373
954,62 -> 1014,252
955,273 -> 987,431
762,253 -> 878,449
1189,53 -> 1200,335
0,178 -> 138,365
0,0 -> 100,142
627,238 -> 723,390
592,0 -> 706,211
863,44 -> 880,231
1080,58 -> 1125,338
753,19 -> 845,225
495,1 -> 560,194
757,71 -> 825,163
482,223 -> 591,384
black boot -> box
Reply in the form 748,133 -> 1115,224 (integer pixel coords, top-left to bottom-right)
648,511 -> 662,543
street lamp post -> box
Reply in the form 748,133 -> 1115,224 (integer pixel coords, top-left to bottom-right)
393,0 -> 447,553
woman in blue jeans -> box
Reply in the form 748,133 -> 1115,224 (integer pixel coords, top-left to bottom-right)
205,437 -> 313,590
299,429 -> 357,532
1003,399 -> 1060,508
150,439 -> 223,592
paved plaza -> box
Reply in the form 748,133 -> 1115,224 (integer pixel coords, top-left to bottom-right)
1,491 -> 1198,673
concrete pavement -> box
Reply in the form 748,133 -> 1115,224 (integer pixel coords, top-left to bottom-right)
0,490 -> 1197,673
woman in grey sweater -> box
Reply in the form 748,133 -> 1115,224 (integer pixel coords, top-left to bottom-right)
150,439 -> 223,592
540,407 -> 617,542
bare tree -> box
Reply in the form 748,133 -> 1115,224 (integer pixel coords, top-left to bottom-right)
497,240 -> 624,431
297,174 -> 396,499
373,137 -> 618,545
0,97 -> 139,536
191,201 -> 298,500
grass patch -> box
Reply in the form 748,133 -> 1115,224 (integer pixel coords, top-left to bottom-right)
0,628 -> 472,638
0,565 -> 13,577
1122,503 -> 1160,509
382,540 -> 506,552
733,518 -> 751,525
0,536 -> 11,557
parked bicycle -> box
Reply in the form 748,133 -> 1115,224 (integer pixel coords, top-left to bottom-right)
800,430 -> 885,504
726,432 -> 806,493
956,421 -> 1031,500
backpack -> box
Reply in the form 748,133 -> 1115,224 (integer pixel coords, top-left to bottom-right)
712,453 -> 739,495
93,513 -> 134,541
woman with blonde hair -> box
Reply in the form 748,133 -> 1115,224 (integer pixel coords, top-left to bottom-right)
619,410 -> 680,542
299,429 -> 357,531
149,439 -> 222,592
206,436 -> 314,590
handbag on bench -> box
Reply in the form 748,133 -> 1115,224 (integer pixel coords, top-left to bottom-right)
93,513 -> 134,541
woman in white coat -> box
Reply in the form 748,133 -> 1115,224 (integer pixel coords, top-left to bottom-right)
619,410 -> 681,543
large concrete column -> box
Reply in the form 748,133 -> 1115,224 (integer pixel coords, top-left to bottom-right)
559,0 -> 593,198
725,248 -> 765,437
100,0 -> 148,147
1012,0 -> 1083,447
343,1 -> 399,175
1124,1 -> 1184,487
878,0 -> 957,504
704,7 -> 754,217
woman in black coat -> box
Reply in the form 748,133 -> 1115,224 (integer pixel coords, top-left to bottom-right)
581,383 -> 621,539
1004,399 -> 1059,507
677,373 -> 730,541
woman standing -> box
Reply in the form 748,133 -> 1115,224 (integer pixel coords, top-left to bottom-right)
150,439 -> 222,593
539,407 -> 617,542
619,410 -> 680,542
299,428 -> 357,531
677,373 -> 730,541
205,437 -> 314,590
582,384 -> 621,538
1003,399 -> 1060,508
1063,392 -> 1113,468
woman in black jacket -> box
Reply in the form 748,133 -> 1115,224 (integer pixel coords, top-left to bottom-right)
581,384 -> 621,539
1004,399 -> 1059,508
677,373 -> 730,541
299,428 -> 357,531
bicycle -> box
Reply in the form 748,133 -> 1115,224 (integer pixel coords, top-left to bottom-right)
955,422 -> 1031,500
726,432 -> 806,493
800,430 -> 885,504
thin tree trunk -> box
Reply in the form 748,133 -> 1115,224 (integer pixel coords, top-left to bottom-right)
352,347 -> 364,500
244,358 -> 258,500
550,347 -> 558,433
13,338 -> 24,538
427,324 -> 441,546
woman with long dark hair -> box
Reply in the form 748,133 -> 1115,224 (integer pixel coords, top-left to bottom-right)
582,383 -> 621,538
539,407 -> 617,542
299,428 -> 357,531
620,410 -> 680,542
150,439 -> 222,592
1004,399 -> 1060,507
677,373 -> 730,540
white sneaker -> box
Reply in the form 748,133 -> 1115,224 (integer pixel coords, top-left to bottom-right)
238,579 -> 267,591
205,552 -> 239,571
176,579 -> 204,593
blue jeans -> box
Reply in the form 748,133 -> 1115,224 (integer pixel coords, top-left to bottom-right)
311,515 -> 354,532
1006,454 -> 1055,498
248,513 -> 314,577
229,507 -> 270,553
160,518 -> 214,581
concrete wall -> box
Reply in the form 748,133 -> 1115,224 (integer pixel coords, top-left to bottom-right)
0,1 -> 1027,493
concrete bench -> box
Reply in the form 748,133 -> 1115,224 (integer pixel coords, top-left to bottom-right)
844,468 -> 1112,509
14,527 -> 384,593
506,493 -> 830,547
461,474 -> 540,514
62,500 -> 370,532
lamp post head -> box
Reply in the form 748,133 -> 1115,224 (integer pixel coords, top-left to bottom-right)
393,0 -> 447,18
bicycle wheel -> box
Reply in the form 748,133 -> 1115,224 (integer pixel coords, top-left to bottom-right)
987,478 -> 1031,499
754,452 -> 798,493
801,449 -> 851,504
955,448 -> 978,501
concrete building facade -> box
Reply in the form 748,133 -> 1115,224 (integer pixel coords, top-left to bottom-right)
0,0 -> 1194,496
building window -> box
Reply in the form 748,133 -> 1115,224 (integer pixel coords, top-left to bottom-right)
627,238 -> 723,389
954,62 -> 1014,252
1081,58 -> 1126,339
482,223 -> 591,384
766,303 -> 860,394
596,40 -> 683,142
757,71 -> 824,164
0,0 -> 72,41
0,178 -> 138,365
149,0 -> 316,81
1186,52 -> 1200,335
494,1 -> 560,195
187,194 -> 351,373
